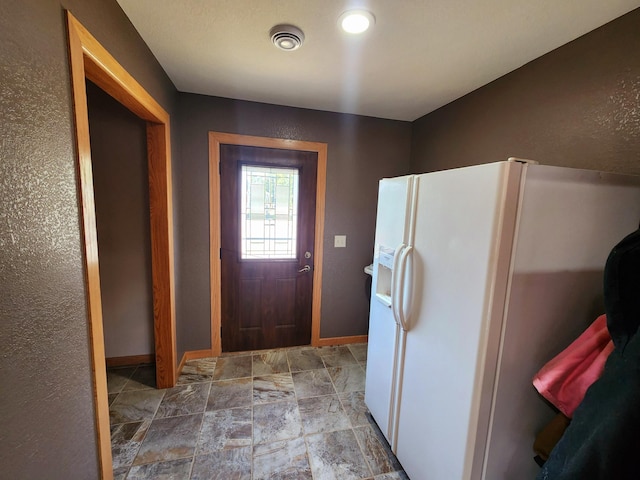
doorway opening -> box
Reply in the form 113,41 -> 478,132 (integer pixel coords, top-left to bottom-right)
66,12 -> 177,478
209,133 -> 327,355
86,81 -> 156,366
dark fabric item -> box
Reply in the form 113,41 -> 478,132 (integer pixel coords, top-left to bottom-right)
604,228 -> 640,350
536,342 -> 640,479
537,228 -> 640,480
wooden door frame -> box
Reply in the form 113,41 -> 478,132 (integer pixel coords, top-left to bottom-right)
66,12 -> 177,479
209,132 -> 327,355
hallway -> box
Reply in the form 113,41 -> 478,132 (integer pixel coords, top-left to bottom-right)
107,344 -> 408,479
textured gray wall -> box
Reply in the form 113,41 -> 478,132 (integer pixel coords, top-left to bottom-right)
0,0 -> 176,477
175,94 -> 412,353
87,81 -> 155,358
411,8 -> 640,175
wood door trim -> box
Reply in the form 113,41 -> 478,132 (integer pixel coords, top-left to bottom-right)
315,335 -> 369,346
66,12 -> 177,479
105,354 -> 155,368
177,349 -> 215,377
209,132 -> 327,355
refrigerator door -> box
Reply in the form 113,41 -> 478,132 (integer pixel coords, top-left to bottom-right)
365,175 -> 415,445
394,161 -> 523,480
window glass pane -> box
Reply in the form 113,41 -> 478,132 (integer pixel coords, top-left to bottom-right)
241,165 -> 298,259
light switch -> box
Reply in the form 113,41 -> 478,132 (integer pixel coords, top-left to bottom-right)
334,235 -> 347,248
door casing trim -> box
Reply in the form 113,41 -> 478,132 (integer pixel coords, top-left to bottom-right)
209,132 -> 327,355
67,12 -> 177,479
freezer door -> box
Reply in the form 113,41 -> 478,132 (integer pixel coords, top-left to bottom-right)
394,161 -> 522,480
374,175 -> 416,251
365,175 -> 415,444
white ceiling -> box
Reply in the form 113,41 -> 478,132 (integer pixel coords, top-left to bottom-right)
116,0 -> 640,121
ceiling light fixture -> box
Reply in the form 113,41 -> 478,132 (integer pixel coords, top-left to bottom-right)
339,9 -> 375,34
270,24 -> 305,51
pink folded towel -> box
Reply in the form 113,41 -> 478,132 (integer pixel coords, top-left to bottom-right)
533,314 -> 614,418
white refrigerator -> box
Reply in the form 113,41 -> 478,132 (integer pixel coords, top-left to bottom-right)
365,159 -> 640,480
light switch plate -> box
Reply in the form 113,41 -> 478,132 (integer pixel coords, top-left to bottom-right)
334,235 -> 347,248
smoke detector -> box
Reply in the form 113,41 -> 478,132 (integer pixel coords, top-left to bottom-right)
270,24 -> 305,51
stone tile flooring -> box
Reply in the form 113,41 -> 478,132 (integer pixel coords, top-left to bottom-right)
107,344 -> 409,480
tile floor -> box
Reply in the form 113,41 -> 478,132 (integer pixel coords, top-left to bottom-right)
107,344 -> 409,480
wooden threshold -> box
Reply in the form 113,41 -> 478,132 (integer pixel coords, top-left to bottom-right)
315,335 -> 369,346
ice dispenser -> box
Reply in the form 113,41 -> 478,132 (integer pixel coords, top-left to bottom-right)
375,245 -> 395,307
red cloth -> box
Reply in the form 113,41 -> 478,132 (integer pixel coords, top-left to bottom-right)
533,314 -> 614,418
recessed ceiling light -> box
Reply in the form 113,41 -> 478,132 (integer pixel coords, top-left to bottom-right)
270,24 -> 305,51
339,9 -> 375,34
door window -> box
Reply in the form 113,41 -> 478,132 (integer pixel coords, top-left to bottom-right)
240,164 -> 299,259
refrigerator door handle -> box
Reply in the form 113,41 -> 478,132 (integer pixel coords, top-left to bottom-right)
396,245 -> 413,332
390,243 -> 406,326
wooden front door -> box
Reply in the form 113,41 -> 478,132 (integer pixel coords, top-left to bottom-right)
220,144 -> 318,352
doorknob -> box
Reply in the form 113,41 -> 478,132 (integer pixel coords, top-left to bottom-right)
298,265 -> 311,273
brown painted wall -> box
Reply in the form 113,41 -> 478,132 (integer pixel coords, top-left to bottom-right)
87,81 -> 155,358
175,95 -> 412,353
411,8 -> 640,175
3,0 -> 637,475
0,1 -> 177,477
